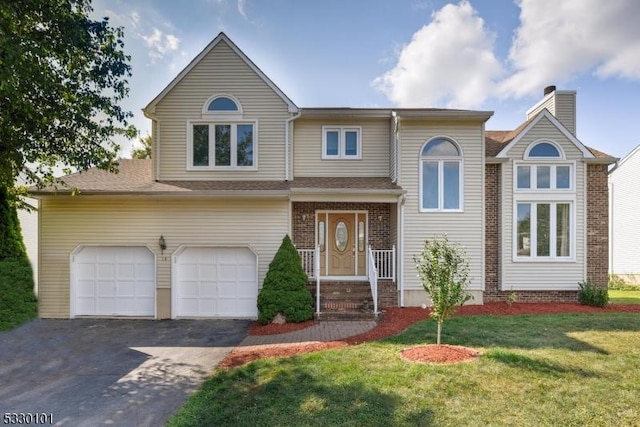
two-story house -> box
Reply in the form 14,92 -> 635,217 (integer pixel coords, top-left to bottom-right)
32,33 -> 615,319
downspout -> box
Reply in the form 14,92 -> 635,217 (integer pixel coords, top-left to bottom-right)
398,192 -> 406,307
285,111 -> 302,181
155,120 -> 160,181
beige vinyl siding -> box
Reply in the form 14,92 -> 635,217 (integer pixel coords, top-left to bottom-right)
609,147 -> 640,276
293,118 -> 390,177
527,95 -> 554,121
527,91 -> 576,135
399,121 -> 485,294
501,116 -> 585,290
553,92 -> 576,135
154,40 -> 290,180
38,197 -> 288,318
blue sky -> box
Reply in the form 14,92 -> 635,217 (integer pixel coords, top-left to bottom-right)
93,0 -> 640,159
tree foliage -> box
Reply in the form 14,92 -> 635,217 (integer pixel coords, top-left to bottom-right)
257,235 -> 314,324
414,235 -> 472,344
131,135 -> 152,159
0,0 -> 137,200
0,187 -> 37,329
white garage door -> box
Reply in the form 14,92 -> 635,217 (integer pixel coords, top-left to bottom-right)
72,246 -> 155,317
174,247 -> 257,318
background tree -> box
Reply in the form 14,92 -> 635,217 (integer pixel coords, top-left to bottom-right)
0,0 -> 135,328
0,0 -> 137,200
131,135 -> 152,159
414,235 -> 472,344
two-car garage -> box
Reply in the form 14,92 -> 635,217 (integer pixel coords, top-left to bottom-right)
71,245 -> 258,319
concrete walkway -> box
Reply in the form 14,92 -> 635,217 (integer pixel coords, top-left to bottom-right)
239,320 -> 377,346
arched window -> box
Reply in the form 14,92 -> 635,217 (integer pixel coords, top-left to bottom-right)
420,137 -> 463,211
524,140 -> 563,159
206,96 -> 240,112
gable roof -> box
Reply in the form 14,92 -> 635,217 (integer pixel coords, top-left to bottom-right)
493,109 -> 594,158
143,32 -> 298,117
485,109 -> 616,163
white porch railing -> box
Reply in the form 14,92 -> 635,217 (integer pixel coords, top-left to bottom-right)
367,245 -> 379,315
298,247 -> 321,314
298,249 -> 316,279
371,245 -> 396,280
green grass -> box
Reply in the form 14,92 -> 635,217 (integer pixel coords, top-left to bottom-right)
168,313 -> 640,427
609,289 -> 640,304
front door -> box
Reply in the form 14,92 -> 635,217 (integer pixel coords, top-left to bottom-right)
328,213 -> 355,275
318,212 -> 367,277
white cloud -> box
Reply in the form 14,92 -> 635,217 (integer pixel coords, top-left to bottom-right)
142,28 -> 181,62
237,0 -> 248,19
373,1 -> 502,108
501,0 -> 640,97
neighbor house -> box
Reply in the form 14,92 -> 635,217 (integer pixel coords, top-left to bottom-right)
609,144 -> 640,284
31,33 -> 616,319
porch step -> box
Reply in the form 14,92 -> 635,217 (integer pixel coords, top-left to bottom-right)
308,280 -> 376,321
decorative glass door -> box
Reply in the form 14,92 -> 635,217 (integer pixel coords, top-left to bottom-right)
317,212 -> 367,277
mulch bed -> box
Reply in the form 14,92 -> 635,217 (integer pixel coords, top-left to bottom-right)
220,303 -> 640,368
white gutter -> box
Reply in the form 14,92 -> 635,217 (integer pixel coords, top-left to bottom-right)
398,192 -> 406,307
285,111 -> 302,181
155,120 -> 160,181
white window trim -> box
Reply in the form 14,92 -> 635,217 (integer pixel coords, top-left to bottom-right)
514,160 -> 576,192
512,198 -> 576,262
321,126 -> 362,160
186,119 -> 258,170
419,137 -> 464,213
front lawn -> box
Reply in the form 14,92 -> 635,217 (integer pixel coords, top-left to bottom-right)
609,289 -> 640,304
168,313 -> 640,426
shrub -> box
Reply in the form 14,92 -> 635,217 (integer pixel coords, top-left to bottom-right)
257,235 -> 314,324
578,279 -> 609,307
0,258 -> 37,330
414,235 -> 472,344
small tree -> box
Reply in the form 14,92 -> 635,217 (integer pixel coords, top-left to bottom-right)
257,235 -> 314,324
414,236 -> 471,344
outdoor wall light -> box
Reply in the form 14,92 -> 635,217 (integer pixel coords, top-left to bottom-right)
159,235 -> 167,252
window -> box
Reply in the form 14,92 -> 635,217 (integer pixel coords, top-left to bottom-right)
189,122 -> 255,169
322,126 -> 361,159
420,137 -> 462,211
516,141 -> 572,190
514,140 -> 574,261
516,165 -> 572,190
207,96 -> 239,112
516,202 -> 572,259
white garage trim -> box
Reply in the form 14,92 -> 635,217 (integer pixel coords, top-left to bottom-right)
70,245 -> 156,318
172,245 -> 259,319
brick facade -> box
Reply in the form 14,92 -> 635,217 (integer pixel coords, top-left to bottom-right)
483,164 -> 580,303
586,164 -> 609,289
292,202 -> 394,250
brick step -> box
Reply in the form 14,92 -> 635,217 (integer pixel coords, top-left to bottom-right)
315,311 -> 380,321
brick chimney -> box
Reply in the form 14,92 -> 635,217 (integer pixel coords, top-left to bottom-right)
526,86 -> 577,135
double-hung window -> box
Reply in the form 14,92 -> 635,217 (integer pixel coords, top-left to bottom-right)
189,95 -> 256,169
322,126 -> 361,159
514,140 -> 574,261
420,137 -> 463,211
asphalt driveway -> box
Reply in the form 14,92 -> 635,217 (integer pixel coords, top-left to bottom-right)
0,318 -> 250,426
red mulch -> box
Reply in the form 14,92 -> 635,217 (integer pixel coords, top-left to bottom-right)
400,344 -> 481,364
221,303 -> 640,368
